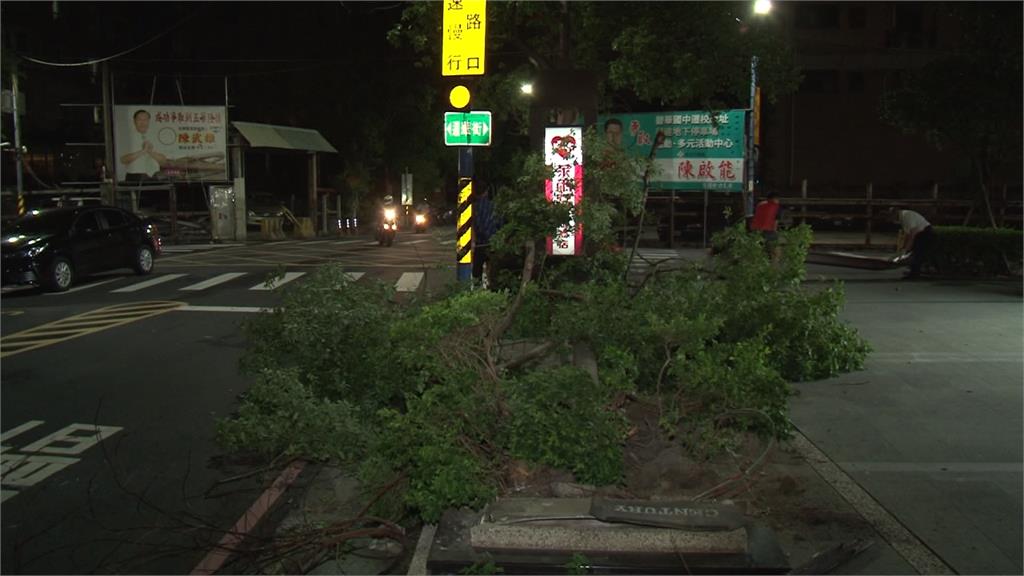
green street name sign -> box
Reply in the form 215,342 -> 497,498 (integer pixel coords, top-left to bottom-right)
444,111 -> 492,147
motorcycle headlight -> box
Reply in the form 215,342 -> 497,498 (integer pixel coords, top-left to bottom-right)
384,208 -> 396,220
414,214 -> 426,224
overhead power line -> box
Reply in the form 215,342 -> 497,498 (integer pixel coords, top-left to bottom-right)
16,10 -> 198,67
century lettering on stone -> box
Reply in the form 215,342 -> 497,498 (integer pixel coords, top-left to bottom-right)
613,504 -> 721,517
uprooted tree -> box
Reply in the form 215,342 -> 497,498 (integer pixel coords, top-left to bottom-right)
217,129 -> 871,527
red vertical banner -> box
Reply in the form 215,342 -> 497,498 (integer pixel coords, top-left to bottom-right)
544,126 -> 584,256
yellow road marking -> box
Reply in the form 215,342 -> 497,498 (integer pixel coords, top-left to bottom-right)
0,301 -> 185,358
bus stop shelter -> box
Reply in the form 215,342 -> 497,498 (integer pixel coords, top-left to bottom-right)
232,121 -> 338,237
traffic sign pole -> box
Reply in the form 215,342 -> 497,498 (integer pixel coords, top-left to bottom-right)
456,148 -> 474,283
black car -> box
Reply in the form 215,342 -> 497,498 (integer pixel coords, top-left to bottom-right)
2,206 -> 162,292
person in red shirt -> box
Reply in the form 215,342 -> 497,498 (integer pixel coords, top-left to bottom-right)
750,191 -> 782,259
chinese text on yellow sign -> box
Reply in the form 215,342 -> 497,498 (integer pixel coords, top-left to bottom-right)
442,0 -> 486,76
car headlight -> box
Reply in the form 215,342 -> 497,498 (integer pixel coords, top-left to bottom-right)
415,214 -> 426,224
22,244 -> 48,258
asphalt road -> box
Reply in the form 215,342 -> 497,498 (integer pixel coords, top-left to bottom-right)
1,229 -> 456,574
3,234 -> 1020,574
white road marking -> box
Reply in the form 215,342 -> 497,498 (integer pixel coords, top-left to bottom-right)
43,278 -> 121,295
440,239 -> 456,245
333,239 -> 363,245
2,421 -> 122,502
163,243 -> 243,251
406,239 -> 428,245
111,274 -> 188,293
250,272 -> 306,291
265,240 -> 298,246
160,247 -> 197,253
179,273 -> 247,291
344,272 -> 365,282
1,420 -> 45,442
22,424 -> 122,455
395,272 -> 424,292
366,242 -> 381,246
178,305 -> 272,313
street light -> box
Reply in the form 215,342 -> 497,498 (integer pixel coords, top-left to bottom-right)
520,83 -> 534,95
744,1 -> 771,217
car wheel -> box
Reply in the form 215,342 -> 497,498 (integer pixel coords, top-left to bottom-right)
133,245 -> 154,275
44,257 -> 75,292
386,234 -> 394,247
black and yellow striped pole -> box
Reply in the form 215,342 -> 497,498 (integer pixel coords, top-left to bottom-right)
17,193 -> 26,216
456,148 -> 474,282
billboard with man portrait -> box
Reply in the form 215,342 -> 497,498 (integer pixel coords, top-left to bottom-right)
598,110 -> 746,192
114,105 -> 228,183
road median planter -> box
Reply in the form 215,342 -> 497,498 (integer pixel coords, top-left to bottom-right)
427,498 -> 787,574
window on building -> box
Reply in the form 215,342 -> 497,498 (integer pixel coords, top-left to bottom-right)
800,70 -> 840,94
847,5 -> 867,29
795,3 -> 841,29
846,71 -> 865,93
887,4 -> 925,48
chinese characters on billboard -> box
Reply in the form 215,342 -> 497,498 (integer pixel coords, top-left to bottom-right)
114,105 -> 228,183
544,127 -> 583,256
598,110 -> 746,192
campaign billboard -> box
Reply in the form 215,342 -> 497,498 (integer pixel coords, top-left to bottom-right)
544,126 -> 584,256
598,110 -> 746,192
114,105 -> 228,183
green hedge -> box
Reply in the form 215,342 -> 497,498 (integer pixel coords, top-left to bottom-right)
926,226 -> 1023,276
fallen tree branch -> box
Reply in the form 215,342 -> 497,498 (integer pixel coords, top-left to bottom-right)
485,240 -> 537,365
500,340 -> 560,372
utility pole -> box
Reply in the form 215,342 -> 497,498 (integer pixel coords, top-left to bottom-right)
102,61 -> 117,205
11,62 -> 24,214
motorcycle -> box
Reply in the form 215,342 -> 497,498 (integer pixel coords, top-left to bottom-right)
377,207 -> 398,246
413,210 -> 429,234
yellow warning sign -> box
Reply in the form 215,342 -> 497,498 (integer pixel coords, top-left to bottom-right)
457,180 -> 473,264
442,0 -> 486,77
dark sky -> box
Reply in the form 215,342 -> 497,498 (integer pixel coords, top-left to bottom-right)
3,2 -> 411,140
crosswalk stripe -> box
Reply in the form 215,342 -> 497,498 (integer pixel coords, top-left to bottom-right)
395,272 -> 424,292
344,272 -> 365,282
45,278 -> 120,295
180,273 -> 247,291
265,240 -> 298,246
161,247 -> 197,253
406,239 -> 428,245
249,272 -> 306,291
112,274 -> 188,293
333,239 -> 362,245
440,239 -> 456,245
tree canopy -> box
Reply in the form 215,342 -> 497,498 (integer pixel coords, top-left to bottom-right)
881,3 -> 1023,224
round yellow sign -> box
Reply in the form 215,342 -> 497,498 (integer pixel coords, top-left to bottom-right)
449,85 -> 471,109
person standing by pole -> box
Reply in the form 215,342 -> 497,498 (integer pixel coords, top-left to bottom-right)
472,183 -> 500,288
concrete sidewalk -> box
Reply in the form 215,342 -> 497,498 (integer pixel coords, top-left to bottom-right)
790,275 -> 1023,575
